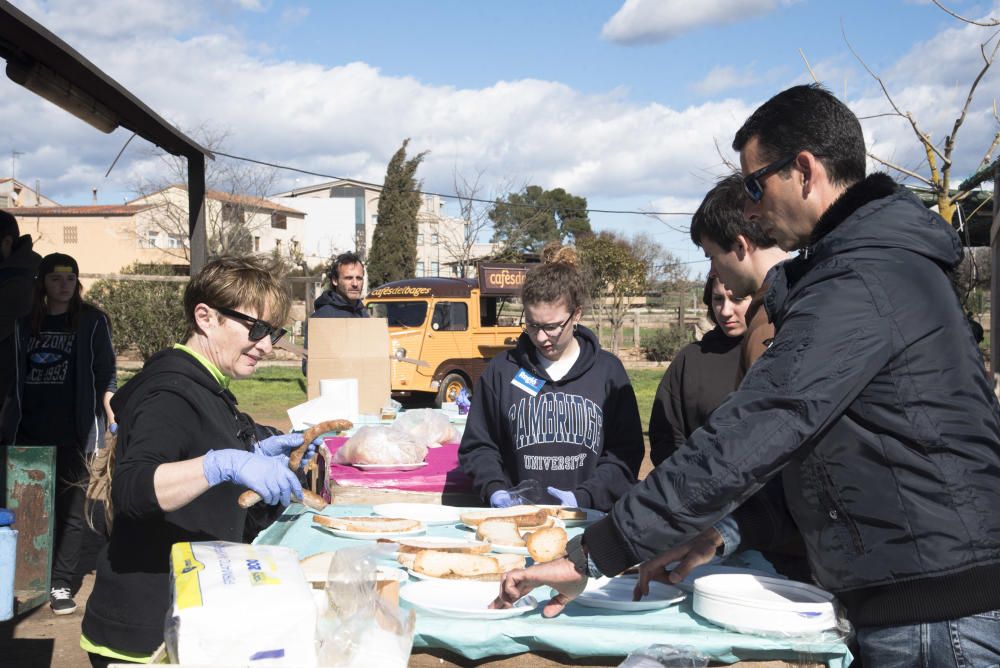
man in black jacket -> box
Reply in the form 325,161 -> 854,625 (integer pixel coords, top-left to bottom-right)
310,251 -> 370,319
495,84 -> 1000,667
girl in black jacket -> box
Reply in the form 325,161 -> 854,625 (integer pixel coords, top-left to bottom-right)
459,246 -> 643,512
0,253 -> 117,615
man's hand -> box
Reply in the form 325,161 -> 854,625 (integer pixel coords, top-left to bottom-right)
491,557 -> 587,618
632,527 -> 723,601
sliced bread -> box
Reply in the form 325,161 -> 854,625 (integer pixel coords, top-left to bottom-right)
459,505 -> 550,528
412,550 -> 501,579
525,527 -> 569,563
312,515 -> 421,533
476,518 -> 525,546
395,537 -> 491,555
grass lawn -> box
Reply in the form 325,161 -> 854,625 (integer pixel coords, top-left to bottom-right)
115,363 -> 668,439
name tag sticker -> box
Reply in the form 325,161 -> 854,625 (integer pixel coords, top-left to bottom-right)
511,368 -> 545,396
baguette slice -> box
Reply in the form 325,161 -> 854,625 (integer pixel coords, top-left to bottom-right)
412,550 -> 500,579
517,516 -> 557,536
525,527 -> 569,563
396,537 -> 491,555
460,505 -> 549,528
476,518 -> 525,547
313,515 -> 420,533
541,506 -> 587,521
493,553 -> 527,571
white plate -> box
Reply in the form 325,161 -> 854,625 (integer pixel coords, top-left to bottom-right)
400,580 -> 537,619
314,524 -> 426,540
575,578 -> 686,612
352,462 -> 428,471
384,535 -> 490,554
535,506 -> 607,527
372,503 -> 461,525
488,543 -> 529,556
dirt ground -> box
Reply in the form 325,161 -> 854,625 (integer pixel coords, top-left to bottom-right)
0,573 -> 95,668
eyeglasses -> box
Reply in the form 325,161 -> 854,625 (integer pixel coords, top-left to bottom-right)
743,154 -> 797,203
522,312 -> 574,338
215,306 -> 287,344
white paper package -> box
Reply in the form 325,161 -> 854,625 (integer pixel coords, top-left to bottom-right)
165,541 -> 317,666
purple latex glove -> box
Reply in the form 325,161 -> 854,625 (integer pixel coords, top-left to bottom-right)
254,432 -> 319,470
203,449 -> 302,506
490,489 -> 517,508
546,486 -> 578,507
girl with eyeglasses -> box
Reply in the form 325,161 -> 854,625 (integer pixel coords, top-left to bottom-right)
458,245 -> 643,512
0,252 -> 117,617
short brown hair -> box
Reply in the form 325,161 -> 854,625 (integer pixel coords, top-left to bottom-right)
183,256 -> 291,339
521,244 -> 588,312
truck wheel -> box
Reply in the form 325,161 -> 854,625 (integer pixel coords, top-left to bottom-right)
436,373 -> 469,408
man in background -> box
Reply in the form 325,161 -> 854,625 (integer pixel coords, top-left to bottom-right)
310,251 -> 369,319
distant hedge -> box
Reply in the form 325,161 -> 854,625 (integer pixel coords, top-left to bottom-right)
87,263 -> 187,360
642,326 -> 693,362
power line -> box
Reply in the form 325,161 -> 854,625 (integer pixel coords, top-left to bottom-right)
212,149 -> 697,217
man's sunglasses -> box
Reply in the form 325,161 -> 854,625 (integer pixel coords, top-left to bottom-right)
215,306 -> 287,344
743,154 -> 797,203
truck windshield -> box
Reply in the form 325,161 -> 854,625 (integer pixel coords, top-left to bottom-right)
368,301 -> 428,327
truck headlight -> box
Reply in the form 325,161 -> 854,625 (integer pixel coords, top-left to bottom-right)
394,347 -> 407,361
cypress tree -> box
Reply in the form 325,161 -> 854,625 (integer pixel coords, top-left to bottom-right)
367,138 -> 427,287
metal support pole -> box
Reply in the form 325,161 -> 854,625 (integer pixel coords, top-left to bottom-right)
188,154 -> 207,275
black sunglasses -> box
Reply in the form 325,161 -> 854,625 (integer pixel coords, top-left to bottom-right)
215,306 -> 287,344
743,154 -> 797,203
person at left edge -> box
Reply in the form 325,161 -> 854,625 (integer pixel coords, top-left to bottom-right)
0,252 -> 116,616
459,245 -> 643,512
81,256 -> 320,668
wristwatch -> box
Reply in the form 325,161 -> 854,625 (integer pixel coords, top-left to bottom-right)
565,534 -> 602,578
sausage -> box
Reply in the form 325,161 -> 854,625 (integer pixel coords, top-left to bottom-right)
289,419 -> 354,472
238,488 -> 328,510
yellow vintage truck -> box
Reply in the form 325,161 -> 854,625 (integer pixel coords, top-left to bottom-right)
365,263 -> 528,406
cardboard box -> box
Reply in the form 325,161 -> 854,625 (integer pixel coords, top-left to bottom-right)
306,318 -> 391,416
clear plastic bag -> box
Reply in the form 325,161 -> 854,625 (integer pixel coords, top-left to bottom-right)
333,425 -> 427,465
618,645 -> 710,667
316,546 -> 414,667
507,478 -> 561,505
392,409 -> 458,448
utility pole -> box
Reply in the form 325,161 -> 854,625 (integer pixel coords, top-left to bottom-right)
11,150 -> 24,181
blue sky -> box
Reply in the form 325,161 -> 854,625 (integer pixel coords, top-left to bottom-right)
4,0 -> 999,271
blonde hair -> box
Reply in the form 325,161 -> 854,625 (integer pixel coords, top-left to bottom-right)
183,256 -> 291,339
521,243 -> 588,311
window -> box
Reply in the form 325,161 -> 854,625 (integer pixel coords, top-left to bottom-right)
432,302 -> 468,331
416,261 -> 424,277
368,301 -> 428,327
417,233 -> 424,246
275,239 -> 283,254
271,213 -> 287,229
146,230 -> 159,248
167,234 -> 184,249
254,236 -> 261,251
430,261 -> 439,277
63,226 -> 78,244
291,239 -> 299,253
430,233 -> 439,245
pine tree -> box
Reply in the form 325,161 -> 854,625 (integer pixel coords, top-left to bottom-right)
367,139 -> 427,287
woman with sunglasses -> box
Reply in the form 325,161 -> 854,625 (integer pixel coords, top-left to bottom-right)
0,253 -> 117,617
648,275 -> 750,467
82,256 -> 320,668
458,246 -> 643,512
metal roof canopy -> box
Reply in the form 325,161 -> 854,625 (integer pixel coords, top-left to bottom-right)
0,0 -> 213,274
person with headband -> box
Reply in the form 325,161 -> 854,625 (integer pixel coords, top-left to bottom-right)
81,256 -> 324,667
0,252 -> 116,616
459,246 -> 643,512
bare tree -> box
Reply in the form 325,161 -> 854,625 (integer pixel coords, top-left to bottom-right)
844,5 -> 1000,223
130,126 -> 280,262
439,169 -> 496,278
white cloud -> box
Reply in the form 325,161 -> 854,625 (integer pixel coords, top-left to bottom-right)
280,6 -> 310,24
602,0 -> 795,44
692,65 -> 762,96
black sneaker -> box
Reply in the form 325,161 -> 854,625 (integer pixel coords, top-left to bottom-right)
49,586 -> 76,615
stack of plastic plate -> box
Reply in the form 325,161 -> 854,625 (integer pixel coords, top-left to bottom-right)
692,574 -> 838,636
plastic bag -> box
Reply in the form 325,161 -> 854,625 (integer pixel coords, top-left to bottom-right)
333,425 -> 427,465
393,409 -> 457,448
618,645 -> 710,668
316,546 -> 414,668
508,478 -> 562,505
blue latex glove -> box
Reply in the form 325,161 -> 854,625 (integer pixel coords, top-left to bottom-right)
490,489 -> 517,508
203,449 -> 302,506
254,433 -> 319,470
547,486 -> 578,507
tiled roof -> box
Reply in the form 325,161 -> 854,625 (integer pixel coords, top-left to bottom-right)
3,205 -> 151,216
204,188 -> 304,215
